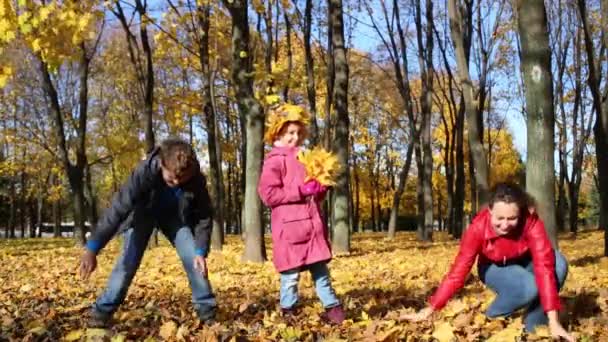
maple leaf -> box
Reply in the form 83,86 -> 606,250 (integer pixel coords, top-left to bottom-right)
298,147 -> 342,186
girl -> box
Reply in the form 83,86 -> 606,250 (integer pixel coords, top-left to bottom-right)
257,104 -> 345,325
402,183 -> 573,341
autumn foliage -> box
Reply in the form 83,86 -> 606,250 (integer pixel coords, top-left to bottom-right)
1,231 -> 607,341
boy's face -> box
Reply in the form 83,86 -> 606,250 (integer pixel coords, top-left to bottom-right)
161,163 -> 195,187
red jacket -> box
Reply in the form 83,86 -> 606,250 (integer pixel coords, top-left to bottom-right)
429,208 -> 560,312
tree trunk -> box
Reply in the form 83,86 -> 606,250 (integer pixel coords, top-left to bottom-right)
53,196 -> 61,238
454,97 -> 466,236
328,0 -> 351,253
198,3 -> 224,251
19,168 -> 26,238
303,0 -> 319,144
414,0 -> 434,242
283,9 -> 293,101
517,0 -> 558,247
448,0 -> 489,207
8,180 -> 16,238
38,45 -> 89,244
223,0 -> 266,262
388,140 -> 415,238
577,0 -> 608,256
85,163 -> 98,232
416,144 -> 425,238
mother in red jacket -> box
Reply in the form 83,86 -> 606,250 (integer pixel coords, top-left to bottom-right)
402,183 -> 573,341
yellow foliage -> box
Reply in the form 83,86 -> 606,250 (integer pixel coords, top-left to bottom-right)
1,231 -> 606,340
297,147 -> 341,186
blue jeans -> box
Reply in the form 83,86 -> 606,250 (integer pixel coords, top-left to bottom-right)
92,209 -> 216,318
280,261 -> 340,309
478,251 -> 568,332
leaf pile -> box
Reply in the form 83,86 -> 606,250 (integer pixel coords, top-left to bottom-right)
0,230 -> 607,341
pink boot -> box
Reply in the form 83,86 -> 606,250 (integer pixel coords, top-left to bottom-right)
321,305 -> 345,325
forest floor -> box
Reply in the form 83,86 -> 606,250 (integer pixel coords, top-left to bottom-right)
1,230 -> 607,341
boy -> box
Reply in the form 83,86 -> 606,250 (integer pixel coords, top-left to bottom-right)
79,138 -> 217,327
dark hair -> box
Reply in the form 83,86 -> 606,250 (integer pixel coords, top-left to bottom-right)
159,138 -> 196,176
489,182 -> 535,212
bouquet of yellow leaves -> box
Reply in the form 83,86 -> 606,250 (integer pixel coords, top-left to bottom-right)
297,147 -> 341,186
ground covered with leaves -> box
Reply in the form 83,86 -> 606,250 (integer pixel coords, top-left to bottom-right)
1,230 -> 607,341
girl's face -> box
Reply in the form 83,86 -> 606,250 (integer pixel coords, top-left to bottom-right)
275,122 -> 304,148
489,201 -> 521,236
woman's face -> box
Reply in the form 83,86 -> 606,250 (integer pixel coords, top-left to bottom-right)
489,201 -> 521,236
275,122 -> 304,148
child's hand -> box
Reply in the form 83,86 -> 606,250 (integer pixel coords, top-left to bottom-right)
299,180 -> 326,197
194,256 -> 208,278
79,249 -> 97,281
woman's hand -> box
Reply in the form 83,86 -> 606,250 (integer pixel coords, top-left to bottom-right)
399,306 -> 435,322
547,311 -> 575,342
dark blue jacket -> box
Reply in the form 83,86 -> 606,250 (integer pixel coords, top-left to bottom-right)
87,147 -> 213,256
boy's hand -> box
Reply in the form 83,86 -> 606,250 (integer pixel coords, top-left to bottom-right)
80,249 -> 97,280
193,256 -> 208,278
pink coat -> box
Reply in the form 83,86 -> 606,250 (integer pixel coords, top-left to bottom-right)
257,146 -> 332,272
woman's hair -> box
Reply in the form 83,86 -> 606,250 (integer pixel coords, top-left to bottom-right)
159,138 -> 196,177
488,182 -> 536,213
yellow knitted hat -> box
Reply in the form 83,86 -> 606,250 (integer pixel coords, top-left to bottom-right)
264,103 -> 311,145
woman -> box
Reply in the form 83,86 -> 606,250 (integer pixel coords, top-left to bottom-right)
402,183 -> 573,341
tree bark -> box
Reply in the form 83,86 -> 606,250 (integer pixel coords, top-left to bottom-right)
198,3 -> 224,251
414,0 -> 434,242
303,0 -> 319,144
517,0 -> 558,247
223,0 -> 266,262
577,0 -> 608,256
448,0 -> 489,207
329,0 -> 350,253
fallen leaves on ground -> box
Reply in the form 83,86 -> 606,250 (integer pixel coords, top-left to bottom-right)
0,230 -> 606,341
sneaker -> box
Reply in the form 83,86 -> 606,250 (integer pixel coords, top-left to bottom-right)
197,305 -> 217,325
320,305 -> 345,325
88,311 -> 111,328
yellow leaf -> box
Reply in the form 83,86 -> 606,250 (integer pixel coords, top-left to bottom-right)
19,284 -> 32,292
159,320 -> 177,340
63,329 -> 84,341
264,94 -> 281,105
31,38 -> 40,52
486,325 -> 522,342
432,321 -> 455,342
298,147 -> 341,186
86,328 -> 110,338
531,325 -> 551,338
239,50 -> 247,58
111,334 -> 126,342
